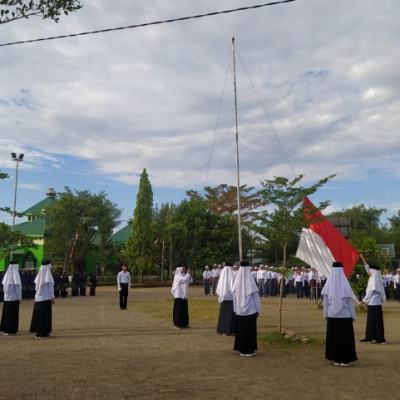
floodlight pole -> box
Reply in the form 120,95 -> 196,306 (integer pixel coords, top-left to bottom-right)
11,153 -> 24,259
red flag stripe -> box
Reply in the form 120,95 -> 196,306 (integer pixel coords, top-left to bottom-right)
304,197 -> 359,277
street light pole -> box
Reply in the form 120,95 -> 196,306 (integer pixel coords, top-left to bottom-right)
10,153 -> 24,259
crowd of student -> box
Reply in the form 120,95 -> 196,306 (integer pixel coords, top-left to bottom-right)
202,263 -> 328,299
0,269 -> 98,301
203,263 -> 400,301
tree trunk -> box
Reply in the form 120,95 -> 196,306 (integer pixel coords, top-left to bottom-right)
278,243 -> 287,333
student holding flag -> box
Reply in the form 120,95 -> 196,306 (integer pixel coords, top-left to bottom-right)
359,254 -> 386,344
321,261 -> 358,367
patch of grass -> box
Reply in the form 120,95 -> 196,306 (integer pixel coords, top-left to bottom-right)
132,298 -> 220,325
259,331 -> 321,347
132,298 -> 174,320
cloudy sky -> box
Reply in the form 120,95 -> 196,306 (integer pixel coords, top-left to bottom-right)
1,0 -> 400,229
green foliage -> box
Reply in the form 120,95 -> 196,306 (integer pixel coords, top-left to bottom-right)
172,198 -> 238,269
152,198 -> 237,276
124,169 -> 154,281
349,264 -> 368,296
45,187 -> 121,273
0,0 -> 82,24
329,204 -> 387,246
0,170 -> 9,179
0,221 -> 37,249
357,237 -> 384,266
255,174 -> 335,266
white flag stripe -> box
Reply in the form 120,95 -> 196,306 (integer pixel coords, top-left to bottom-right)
295,228 -> 334,278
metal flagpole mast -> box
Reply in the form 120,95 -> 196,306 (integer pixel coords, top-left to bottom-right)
232,37 -> 243,261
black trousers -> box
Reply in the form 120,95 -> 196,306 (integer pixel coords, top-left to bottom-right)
0,300 -> 20,334
29,300 -> 52,336
119,283 -> 129,309
365,305 -> 385,342
234,313 -> 258,354
173,298 -> 189,328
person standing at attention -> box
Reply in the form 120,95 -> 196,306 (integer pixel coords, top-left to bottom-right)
202,265 -> 212,296
117,264 -> 131,310
29,259 -> 55,339
171,265 -> 193,329
321,261 -> 358,367
216,262 -> 236,336
231,260 -> 260,357
211,264 -> 220,296
0,260 -> 22,336
359,254 -> 386,344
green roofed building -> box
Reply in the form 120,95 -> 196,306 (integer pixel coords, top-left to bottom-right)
0,187 -> 57,271
111,224 -> 132,247
1,187 -> 132,273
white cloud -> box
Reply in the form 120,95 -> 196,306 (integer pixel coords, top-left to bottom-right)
1,0 -> 400,222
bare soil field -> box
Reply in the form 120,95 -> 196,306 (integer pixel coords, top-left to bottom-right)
1,286 -> 399,400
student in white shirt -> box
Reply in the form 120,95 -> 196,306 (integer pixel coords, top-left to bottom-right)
202,266 -> 212,296
359,254 -> 386,344
117,264 -> 131,310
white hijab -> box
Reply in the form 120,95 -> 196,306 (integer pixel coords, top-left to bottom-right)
231,266 -> 258,309
216,266 -> 234,303
34,261 -> 55,290
171,267 -> 191,298
321,263 -> 354,314
366,268 -> 386,301
2,261 -> 21,287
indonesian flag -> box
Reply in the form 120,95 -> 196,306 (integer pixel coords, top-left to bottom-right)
295,197 -> 359,278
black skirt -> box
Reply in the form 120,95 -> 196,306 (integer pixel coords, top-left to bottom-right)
30,300 -> 52,335
365,305 -> 385,342
216,300 -> 235,335
0,300 -> 20,334
173,298 -> 189,328
234,313 -> 258,354
325,317 -> 357,363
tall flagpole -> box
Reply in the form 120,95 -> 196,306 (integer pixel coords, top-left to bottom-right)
232,37 -> 243,261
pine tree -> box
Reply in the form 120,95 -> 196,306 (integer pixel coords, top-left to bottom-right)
124,169 -> 154,282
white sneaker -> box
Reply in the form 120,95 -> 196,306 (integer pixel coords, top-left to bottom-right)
340,363 -> 350,367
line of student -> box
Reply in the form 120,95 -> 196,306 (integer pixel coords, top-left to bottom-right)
1,256 -> 389,365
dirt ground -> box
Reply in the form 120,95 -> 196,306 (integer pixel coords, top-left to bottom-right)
0,285 -> 399,400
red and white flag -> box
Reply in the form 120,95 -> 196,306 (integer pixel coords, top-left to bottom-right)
295,197 -> 359,278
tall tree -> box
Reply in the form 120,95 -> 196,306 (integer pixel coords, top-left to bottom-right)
187,184 -> 265,223
255,174 -> 335,332
0,0 -> 82,24
328,204 -> 387,247
45,188 -> 121,273
171,198 -> 240,276
124,169 -> 154,282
